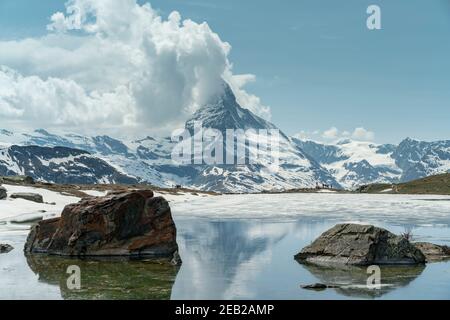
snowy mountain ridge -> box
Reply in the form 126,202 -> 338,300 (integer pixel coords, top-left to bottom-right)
293,137 -> 450,189
0,144 -> 138,184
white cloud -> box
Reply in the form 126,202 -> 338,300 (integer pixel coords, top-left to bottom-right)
351,127 -> 375,141
0,0 -> 270,135
294,127 -> 375,142
0,66 -> 135,130
292,131 -> 310,141
322,127 -> 339,140
225,72 -> 271,120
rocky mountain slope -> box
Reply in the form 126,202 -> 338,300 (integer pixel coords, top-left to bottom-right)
0,144 -> 138,184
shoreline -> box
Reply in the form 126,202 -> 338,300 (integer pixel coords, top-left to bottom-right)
2,180 -> 450,198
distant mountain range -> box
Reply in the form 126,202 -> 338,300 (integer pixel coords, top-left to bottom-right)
293,138 -> 450,189
0,82 -> 448,192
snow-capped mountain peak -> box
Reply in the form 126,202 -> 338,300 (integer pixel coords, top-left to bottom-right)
186,82 -> 280,134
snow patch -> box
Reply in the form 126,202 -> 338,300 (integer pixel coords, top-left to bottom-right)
0,184 -> 79,232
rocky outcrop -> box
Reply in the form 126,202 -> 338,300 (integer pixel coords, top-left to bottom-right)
10,193 -> 43,203
295,224 -> 426,266
414,242 -> 450,262
24,190 -> 181,264
0,175 -> 35,185
0,244 -> 14,254
0,186 -> 6,200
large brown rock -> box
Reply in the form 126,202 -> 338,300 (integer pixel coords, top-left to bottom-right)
24,190 -> 181,264
295,224 -> 426,266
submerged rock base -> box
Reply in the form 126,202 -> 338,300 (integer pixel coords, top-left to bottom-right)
24,190 -> 181,265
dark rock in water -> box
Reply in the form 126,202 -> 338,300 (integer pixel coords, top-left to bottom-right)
295,224 -> 426,266
0,186 -> 6,200
0,244 -> 14,254
10,193 -> 43,203
24,190 -> 181,265
300,283 -> 328,290
414,242 -> 450,262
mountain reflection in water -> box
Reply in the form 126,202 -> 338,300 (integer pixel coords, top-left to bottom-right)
4,217 -> 449,300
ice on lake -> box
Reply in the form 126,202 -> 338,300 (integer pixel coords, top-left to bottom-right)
1,192 -> 450,300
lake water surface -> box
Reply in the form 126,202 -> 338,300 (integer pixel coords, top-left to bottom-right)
1,193 -> 450,300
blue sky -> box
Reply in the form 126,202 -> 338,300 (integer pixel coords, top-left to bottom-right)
0,0 -> 449,143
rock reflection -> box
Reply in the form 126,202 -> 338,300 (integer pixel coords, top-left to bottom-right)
300,263 -> 425,298
26,254 -> 179,300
